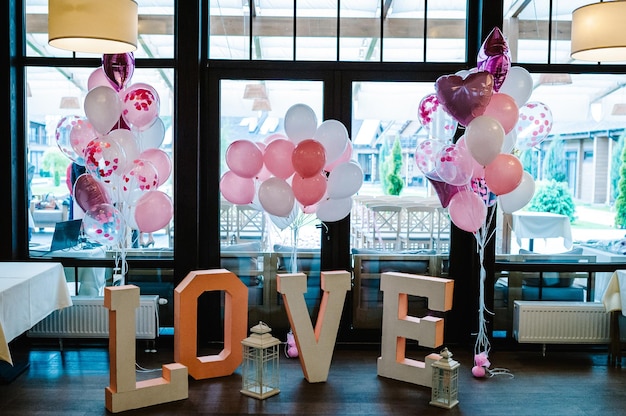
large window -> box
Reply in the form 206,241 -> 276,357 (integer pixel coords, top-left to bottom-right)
25,1 -> 175,259
21,2 -> 175,310
208,0 -> 467,62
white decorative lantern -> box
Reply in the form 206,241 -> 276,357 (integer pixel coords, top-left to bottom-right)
430,347 -> 460,409
241,322 -> 281,400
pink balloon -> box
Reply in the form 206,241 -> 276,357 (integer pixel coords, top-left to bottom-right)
499,171 -> 535,213
73,173 -> 111,212
292,139 -> 326,178
484,153 -> 523,195
134,191 -> 173,233
226,140 -> 263,179
448,189 -> 487,233
102,53 -> 135,91
253,142 -> 271,181
258,177 -> 295,217
515,102 -> 553,151
83,203 -> 124,245
120,83 -> 160,130
139,148 -> 172,186
87,67 -> 116,91
121,159 -> 159,204
483,93 -> 519,134
220,171 -> 255,205
434,143 -> 473,186
69,117 -> 98,165
264,139 -> 295,179
472,365 -> 486,378
292,173 -> 327,207
264,133 -> 288,144
302,203 -> 318,214
435,71 -> 494,127
324,139 -> 352,172
476,27 -> 511,92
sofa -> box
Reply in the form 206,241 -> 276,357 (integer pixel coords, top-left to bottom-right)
30,197 -> 69,230
493,249 -> 595,335
351,248 -> 448,329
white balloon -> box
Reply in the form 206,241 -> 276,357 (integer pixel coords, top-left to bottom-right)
269,203 -> 301,230
464,116 -> 504,166
499,66 -> 533,107
313,120 -> 348,164
106,128 -> 139,173
84,86 -> 122,135
284,104 -> 317,144
316,197 -> 353,222
258,177 -> 295,217
327,161 -> 364,199
502,129 -> 517,154
134,117 -> 165,151
498,171 -> 535,213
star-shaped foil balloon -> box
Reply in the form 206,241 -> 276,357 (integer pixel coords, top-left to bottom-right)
477,27 -> 511,92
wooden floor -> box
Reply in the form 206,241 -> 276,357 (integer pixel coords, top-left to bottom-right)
1,336 -> 625,416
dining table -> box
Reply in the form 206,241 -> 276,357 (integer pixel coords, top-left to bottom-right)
0,262 -> 72,365
512,211 -> 573,251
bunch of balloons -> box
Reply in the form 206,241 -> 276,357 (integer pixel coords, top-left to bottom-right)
414,27 -> 551,234
220,103 -> 363,226
54,52 -> 173,247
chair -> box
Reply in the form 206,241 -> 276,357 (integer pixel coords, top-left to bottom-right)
400,204 -> 436,250
236,204 -> 266,246
220,200 -> 234,244
434,208 -> 451,253
364,204 -> 403,251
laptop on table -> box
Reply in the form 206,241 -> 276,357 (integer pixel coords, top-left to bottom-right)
31,219 -> 83,255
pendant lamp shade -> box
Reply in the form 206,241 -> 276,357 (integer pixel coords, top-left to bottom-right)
48,0 -> 138,54
571,1 -> 626,62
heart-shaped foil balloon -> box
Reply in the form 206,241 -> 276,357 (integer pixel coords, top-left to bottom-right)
435,71 -> 495,127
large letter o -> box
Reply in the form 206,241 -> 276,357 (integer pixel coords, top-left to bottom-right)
174,269 -> 248,380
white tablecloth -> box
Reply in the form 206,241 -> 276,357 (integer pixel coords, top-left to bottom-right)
31,246 -> 107,296
602,270 -> 626,316
0,262 -> 72,364
512,211 -> 573,249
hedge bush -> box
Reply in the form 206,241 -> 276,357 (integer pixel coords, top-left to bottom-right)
527,179 -> 576,222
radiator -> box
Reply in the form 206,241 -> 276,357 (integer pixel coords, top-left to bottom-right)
513,301 -> 611,344
28,295 -> 159,340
